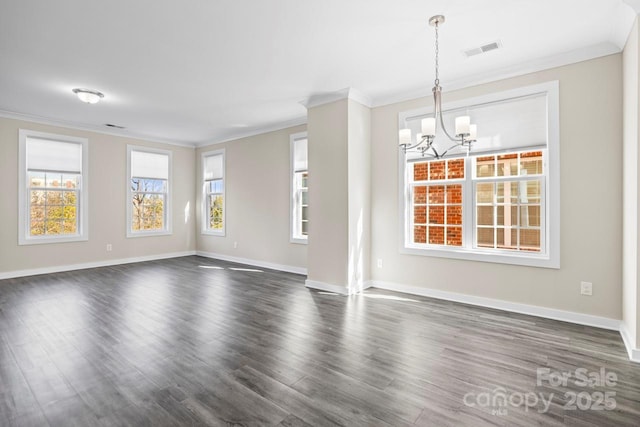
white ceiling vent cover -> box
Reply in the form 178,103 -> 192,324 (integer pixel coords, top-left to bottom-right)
464,41 -> 502,58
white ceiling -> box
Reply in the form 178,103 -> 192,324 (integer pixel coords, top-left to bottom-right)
0,0 -> 637,146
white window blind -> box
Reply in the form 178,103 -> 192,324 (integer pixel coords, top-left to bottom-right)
404,93 -> 547,161
26,137 -> 83,173
203,154 -> 224,181
131,150 -> 169,179
293,137 -> 308,172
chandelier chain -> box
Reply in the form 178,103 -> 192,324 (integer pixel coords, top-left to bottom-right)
434,21 -> 439,86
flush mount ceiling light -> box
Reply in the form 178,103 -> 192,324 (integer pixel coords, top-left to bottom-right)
399,15 -> 477,158
72,88 -> 104,104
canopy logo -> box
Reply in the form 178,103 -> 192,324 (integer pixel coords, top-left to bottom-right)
462,367 -> 618,416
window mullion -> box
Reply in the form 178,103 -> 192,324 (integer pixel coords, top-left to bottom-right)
493,184 -> 498,250
464,159 -> 474,249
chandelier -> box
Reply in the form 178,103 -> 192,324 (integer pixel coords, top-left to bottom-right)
399,15 -> 477,158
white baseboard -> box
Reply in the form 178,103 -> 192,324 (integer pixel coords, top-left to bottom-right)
305,279 -> 373,295
196,251 -> 307,275
371,280 -> 621,331
305,279 -> 349,294
620,323 -> 640,363
0,251 -> 197,280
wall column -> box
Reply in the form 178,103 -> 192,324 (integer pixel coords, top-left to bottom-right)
305,90 -> 371,294
622,13 -> 640,362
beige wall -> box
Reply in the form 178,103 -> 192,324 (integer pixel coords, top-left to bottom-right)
305,97 -> 371,293
306,99 -> 350,285
196,125 -> 308,271
0,117 -> 196,275
371,54 -> 623,319
623,17 -> 640,348
347,99 -> 372,287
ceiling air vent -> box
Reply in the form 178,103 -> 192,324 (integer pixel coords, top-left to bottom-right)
464,40 -> 502,58
105,123 -> 126,129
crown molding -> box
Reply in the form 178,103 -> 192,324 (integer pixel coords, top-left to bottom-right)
616,1 -> 639,48
300,87 -> 373,110
195,116 -> 307,147
371,42 -> 620,108
624,0 -> 640,14
0,109 -> 196,148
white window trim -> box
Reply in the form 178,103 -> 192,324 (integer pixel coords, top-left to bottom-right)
126,145 -> 172,238
398,81 -> 560,269
18,129 -> 89,245
201,148 -> 225,236
290,131 -> 308,244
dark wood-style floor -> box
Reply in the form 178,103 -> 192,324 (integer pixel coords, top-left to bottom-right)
0,256 -> 639,426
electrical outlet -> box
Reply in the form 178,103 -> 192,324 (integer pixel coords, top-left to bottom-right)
580,281 -> 593,296
377,259 -> 383,268
106,244 -> 112,252
233,241 -> 238,249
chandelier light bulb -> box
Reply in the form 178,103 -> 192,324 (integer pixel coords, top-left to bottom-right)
455,116 -> 471,137
469,124 -> 477,140
421,117 -> 436,137
399,129 -> 412,147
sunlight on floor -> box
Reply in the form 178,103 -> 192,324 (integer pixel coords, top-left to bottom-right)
198,265 -> 264,272
362,294 -> 420,303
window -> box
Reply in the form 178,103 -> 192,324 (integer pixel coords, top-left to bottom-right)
127,146 -> 171,237
201,149 -> 225,235
290,132 -> 308,243
400,82 -> 559,268
474,152 -> 544,251
411,158 -> 464,247
18,130 -> 89,245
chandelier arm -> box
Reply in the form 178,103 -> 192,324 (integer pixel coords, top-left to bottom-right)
428,144 -> 441,159
411,134 -> 436,151
433,88 -> 459,143
401,142 -> 423,151
419,151 -> 438,159
401,135 -> 430,151
439,113 -> 460,142
439,145 -> 461,158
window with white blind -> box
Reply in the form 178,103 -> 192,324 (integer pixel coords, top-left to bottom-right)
127,146 -> 172,237
399,82 -> 560,268
290,132 -> 308,243
18,130 -> 89,245
201,149 -> 225,236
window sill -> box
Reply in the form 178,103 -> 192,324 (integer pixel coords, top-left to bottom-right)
290,237 -> 308,245
401,244 -> 559,269
127,230 -> 172,238
19,234 -> 88,245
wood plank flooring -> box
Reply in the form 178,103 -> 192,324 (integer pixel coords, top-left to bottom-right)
0,255 -> 639,426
